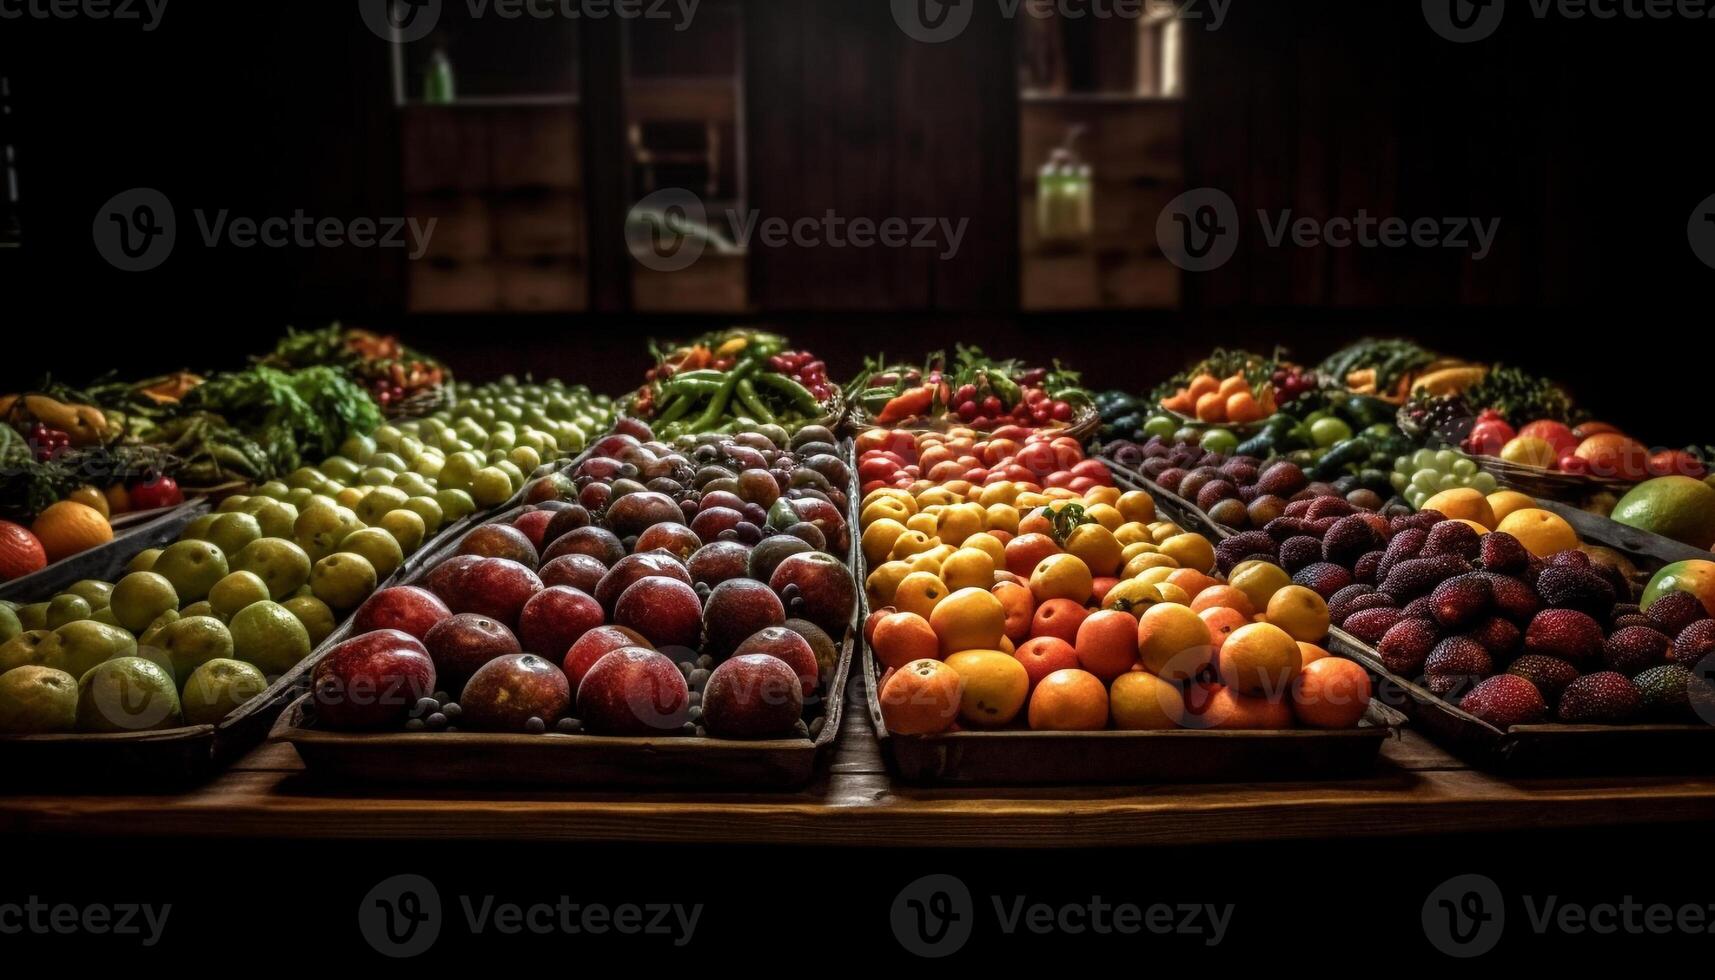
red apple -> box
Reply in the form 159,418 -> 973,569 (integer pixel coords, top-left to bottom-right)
310,629 -> 435,730
352,586 -> 452,641
460,653 -> 571,732
575,647 -> 690,735
606,491 -> 685,537
768,552 -> 857,635
701,579 -> 786,659
445,557 -> 543,628
517,586 -> 604,658
423,613 -> 522,693
541,504 -> 592,547
702,654 -> 803,739
541,526 -> 626,567
593,550 -> 692,614
732,625 -> 819,697
1014,637 -> 1080,692
523,472 -> 576,505
539,553 -> 608,594
458,523 -> 540,569
425,554 -> 483,604
689,506 -> 744,543
562,625 -> 652,693
512,510 -> 556,549
613,576 -> 703,649
687,541 -> 752,586
634,522 -> 702,560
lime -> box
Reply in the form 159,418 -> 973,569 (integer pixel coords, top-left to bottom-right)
311,552 -> 378,611
1142,415 -> 1177,439
340,527 -> 404,579
404,495 -> 445,532
209,570 -> 272,619
1309,417 -> 1353,449
180,513 -> 217,540
152,539 -> 230,603
248,499 -> 299,539
137,609 -> 179,649
45,594 -> 93,629
379,509 -> 427,554
1199,428 -> 1239,457
180,658 -> 269,725
157,615 -> 235,682
51,620 -> 137,679
15,603 -> 47,631
435,488 -> 476,522
293,502 -> 363,562
0,666 -> 79,733
76,657 -> 182,732
392,473 -> 436,498
127,548 -> 163,574
0,630 -> 63,675
216,494 -> 251,514
319,456 -> 362,484
0,604 -> 18,644
232,537 -> 313,599
229,601 -> 312,676
357,486 -> 410,526
205,511 -> 263,559
282,595 -> 337,646
66,579 -> 114,610
111,571 -> 179,633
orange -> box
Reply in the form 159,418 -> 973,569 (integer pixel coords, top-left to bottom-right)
1225,391 -> 1262,424
1074,609 -> 1141,681
940,547 -> 996,592
1486,490 -> 1536,526
960,532 -> 1007,570
1217,622 -> 1303,698
879,659 -> 964,735
1228,560 -> 1292,613
944,650 -> 1029,727
1116,490 -> 1157,525
1027,669 -> 1109,731
1166,567 -> 1219,598
1495,508 -> 1579,558
1190,584 -> 1254,618
1064,524 -> 1122,576
928,587 -> 1007,655
0,520 -> 49,582
872,611 -> 941,671
1136,603 -> 1214,682
1004,532 -> 1060,578
1031,597 -> 1088,643
1186,373 -> 1220,400
992,580 -> 1035,641
1217,374 -> 1249,398
1297,641 -> 1330,666
1029,553 -> 1094,604
1158,533 -> 1215,573
104,483 -> 131,516
1199,605 -> 1249,658
1420,488 -> 1496,530
1264,585 -> 1331,642
892,571 -> 949,620
1194,392 -> 1227,423
861,518 -> 909,566
1109,671 -> 1186,730
67,486 -> 110,518
31,501 -> 113,563
1194,688 -> 1295,730
1290,657 -> 1372,729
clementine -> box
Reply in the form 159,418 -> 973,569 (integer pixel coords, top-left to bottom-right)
31,501 -> 112,563
928,587 -> 1007,655
1290,657 -> 1372,729
1074,609 -> 1141,681
878,659 -> 963,735
1027,669 -> 1109,731
1136,602 -> 1214,682
872,611 -> 941,671
1030,597 -> 1088,643
1109,671 -> 1186,730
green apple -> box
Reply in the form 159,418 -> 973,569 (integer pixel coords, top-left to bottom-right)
77,657 -> 181,732
110,571 -> 179,633
311,552 -> 377,611
51,620 -> 137,678
0,666 -> 79,733
180,658 -> 269,725
152,539 -> 230,603
232,537 -> 313,599
229,601 -> 312,676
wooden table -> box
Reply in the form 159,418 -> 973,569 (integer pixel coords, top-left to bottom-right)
6,687 -> 1715,846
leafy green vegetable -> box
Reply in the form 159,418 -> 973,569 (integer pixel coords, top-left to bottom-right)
180,365 -> 382,477
1462,364 -> 1577,427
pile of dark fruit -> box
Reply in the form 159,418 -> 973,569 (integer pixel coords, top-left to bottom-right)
306,420 -> 859,741
1107,436 -> 1407,530
1220,503 -> 1715,727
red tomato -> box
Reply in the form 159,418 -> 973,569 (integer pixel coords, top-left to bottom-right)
1016,443 -> 1057,476
129,476 -> 184,510
1051,443 -> 1083,472
1070,459 -> 1112,482
993,425 -> 1034,441
858,457 -> 900,483
1045,470 -> 1074,489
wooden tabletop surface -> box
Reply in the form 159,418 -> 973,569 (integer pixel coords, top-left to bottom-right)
6,680 -> 1715,846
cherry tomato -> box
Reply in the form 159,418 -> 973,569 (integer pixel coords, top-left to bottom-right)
129,475 -> 184,510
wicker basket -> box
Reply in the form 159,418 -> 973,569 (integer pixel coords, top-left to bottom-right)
1472,455 -> 1636,501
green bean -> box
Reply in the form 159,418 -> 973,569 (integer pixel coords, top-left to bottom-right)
655,392 -> 693,425
735,379 -> 776,425
753,372 -> 822,415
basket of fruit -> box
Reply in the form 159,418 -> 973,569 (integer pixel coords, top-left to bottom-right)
263,324 -> 452,417
1254,487 -> 1715,772
848,347 -> 1097,437
273,421 -> 860,789
629,329 -> 843,439
856,426 -> 1401,784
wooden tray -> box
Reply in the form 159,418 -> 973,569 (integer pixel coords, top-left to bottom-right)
0,498 -> 211,603
1530,497 -> 1714,567
273,452 -> 861,790
1326,626 -> 1715,774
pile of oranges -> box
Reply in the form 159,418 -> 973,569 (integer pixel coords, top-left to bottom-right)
860,427 -> 1374,735
1158,371 -> 1276,425
0,502 -> 114,583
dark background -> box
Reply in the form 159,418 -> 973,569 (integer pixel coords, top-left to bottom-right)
0,2 -> 1709,441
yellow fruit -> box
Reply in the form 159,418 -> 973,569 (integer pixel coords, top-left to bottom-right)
893,571 -> 950,620
929,587 -> 1007,655
940,548 -> 996,592
1218,622 -> 1302,697
1135,565 -> 1176,588
1082,486 -> 1121,508
1150,522 -> 1184,544
916,488 -> 960,508
983,504 -> 1019,535
960,532 -> 1007,569
1421,487 -> 1497,530
943,650 -> 1029,727
1450,518 -> 1490,537
1136,602 -> 1214,681
1109,672 -> 1184,730
1029,553 -> 1094,604
1496,508 -> 1579,557
1486,490 -> 1537,526
861,519 -> 909,567
1083,503 -> 1123,531
862,488 -> 916,518
865,561 -> 912,608
1153,582 -> 1191,605
937,504 -> 985,547
1064,524 -> 1123,577
1123,552 -> 1179,578
1158,533 -> 1215,573
67,486 -> 110,518
1116,490 -> 1157,525
861,497 -> 912,528
1229,560 -> 1292,613
1265,585 -> 1331,642
978,482 -> 1020,507
905,513 -> 940,538
1102,578 -> 1160,616
889,530 -> 936,561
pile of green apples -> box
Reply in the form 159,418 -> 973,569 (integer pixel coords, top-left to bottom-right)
0,378 -> 614,736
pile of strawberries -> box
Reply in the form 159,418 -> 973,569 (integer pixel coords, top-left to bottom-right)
1213,499 -> 1715,727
